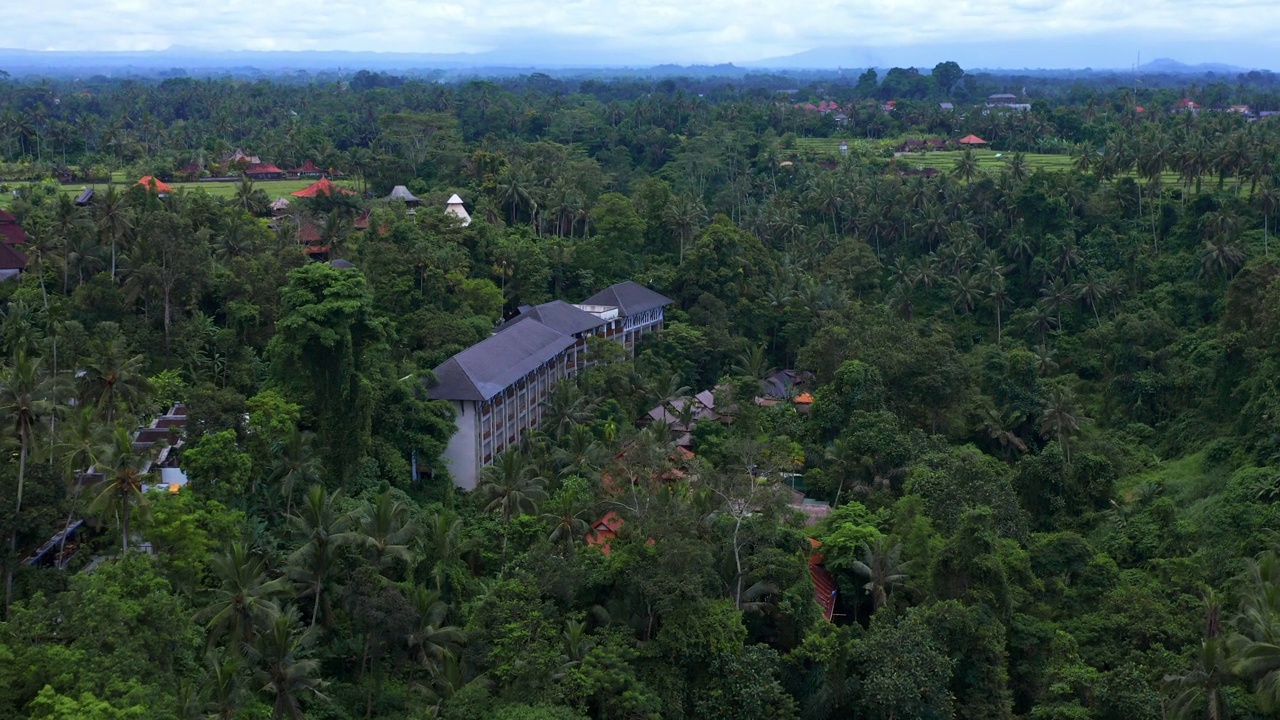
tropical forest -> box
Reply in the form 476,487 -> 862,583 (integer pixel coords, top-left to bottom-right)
3,63 -> 1280,719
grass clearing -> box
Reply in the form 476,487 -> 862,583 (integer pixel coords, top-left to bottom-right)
1,177 -> 357,208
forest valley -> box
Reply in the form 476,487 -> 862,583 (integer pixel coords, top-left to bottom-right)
4,65 -> 1280,720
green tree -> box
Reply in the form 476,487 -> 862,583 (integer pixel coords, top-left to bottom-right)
269,264 -> 387,483
1,351 -> 56,615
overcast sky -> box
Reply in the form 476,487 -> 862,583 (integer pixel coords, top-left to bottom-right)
7,0 -> 1279,68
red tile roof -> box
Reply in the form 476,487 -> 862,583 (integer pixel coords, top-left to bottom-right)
0,242 -> 27,270
588,511 -> 624,556
0,223 -> 26,245
0,209 -> 18,224
957,134 -> 988,145
290,160 -> 323,174
291,177 -> 355,198
245,162 -> 284,175
808,538 -> 837,621
136,176 -> 175,193
297,220 -> 322,244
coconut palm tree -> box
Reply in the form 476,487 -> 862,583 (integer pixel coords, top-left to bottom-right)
541,492 -> 590,550
78,334 -> 152,424
1166,595 -> 1233,720
246,605 -> 326,720
89,425 -> 156,552
1039,386 -> 1086,463
952,149 -> 981,182
406,585 -> 463,676
200,541 -> 290,651
270,429 -> 322,517
357,491 -> 415,572
850,538 -> 910,614
479,452 -> 548,530
1,351 -> 57,615
287,485 -> 356,629
200,648 -> 252,720
543,382 -> 597,441
95,185 -> 133,281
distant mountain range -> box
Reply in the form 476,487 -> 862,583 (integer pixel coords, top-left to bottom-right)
0,41 -> 1270,78
742,35 -> 1271,73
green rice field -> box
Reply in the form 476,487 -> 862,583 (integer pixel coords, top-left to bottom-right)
1,176 -> 357,208
897,149 -> 1076,173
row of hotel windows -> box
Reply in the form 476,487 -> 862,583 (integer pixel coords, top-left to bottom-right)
477,345 -> 579,464
472,310 -> 663,465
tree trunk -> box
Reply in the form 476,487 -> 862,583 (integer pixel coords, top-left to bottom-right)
121,495 -> 130,552
5,437 -> 27,616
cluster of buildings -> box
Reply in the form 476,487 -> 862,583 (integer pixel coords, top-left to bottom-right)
176,149 -> 333,182
23,403 -> 190,570
429,281 -> 673,490
0,209 -> 28,281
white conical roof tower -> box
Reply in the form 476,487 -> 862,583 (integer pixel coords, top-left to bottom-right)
445,194 -> 471,227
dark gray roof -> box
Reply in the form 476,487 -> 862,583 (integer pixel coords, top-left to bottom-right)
329,258 -> 356,269
429,319 -> 575,402
496,300 -> 606,337
582,281 -> 672,317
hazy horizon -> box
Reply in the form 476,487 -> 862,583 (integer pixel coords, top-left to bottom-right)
6,0 -> 1280,70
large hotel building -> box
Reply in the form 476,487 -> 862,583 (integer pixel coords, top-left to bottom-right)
429,282 -> 672,489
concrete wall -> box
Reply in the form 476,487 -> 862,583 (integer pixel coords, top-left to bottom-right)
443,399 -> 480,490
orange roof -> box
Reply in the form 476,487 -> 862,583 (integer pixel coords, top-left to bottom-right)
136,176 -> 174,193
291,177 -> 355,198
957,134 -> 987,145
794,392 -> 814,404
588,511 -> 625,556
807,537 -> 836,620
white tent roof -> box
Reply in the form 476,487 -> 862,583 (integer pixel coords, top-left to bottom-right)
447,194 -> 465,205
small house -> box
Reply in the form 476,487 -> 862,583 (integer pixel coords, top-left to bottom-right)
244,162 -> 285,180
0,209 -> 27,245
136,176 -> 175,194
957,134 -> 988,146
291,177 -> 355,198
384,185 -> 421,206
445,194 -> 471,226
0,242 -> 27,281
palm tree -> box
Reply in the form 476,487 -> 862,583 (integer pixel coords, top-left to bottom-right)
987,278 -> 1012,345
553,424 -> 606,477
52,403 -> 109,564
1166,595 -> 1232,720
200,542 -> 290,651
480,451 -> 547,517
78,335 -> 152,423
949,271 -> 982,314
1005,152 -> 1030,183
1,352 -> 56,615
420,511 -> 463,596
357,491 -> 415,572
247,606 -> 326,720
850,538 -> 910,614
95,185 -> 133,281
1201,238 -> 1246,283
234,176 -> 267,216
731,344 -> 771,380
288,485 -> 356,629
541,492 -> 590,550
543,382 -> 596,441
89,425 -> 155,552
480,452 -> 548,560
270,429 -> 323,517
1039,387 -> 1086,463
406,585 -> 463,675
200,648 -> 252,720
952,149 -> 980,182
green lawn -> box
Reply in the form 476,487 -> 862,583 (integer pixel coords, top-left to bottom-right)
1,177 -> 357,208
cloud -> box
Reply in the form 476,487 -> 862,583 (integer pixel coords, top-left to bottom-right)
6,0 -> 1280,65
